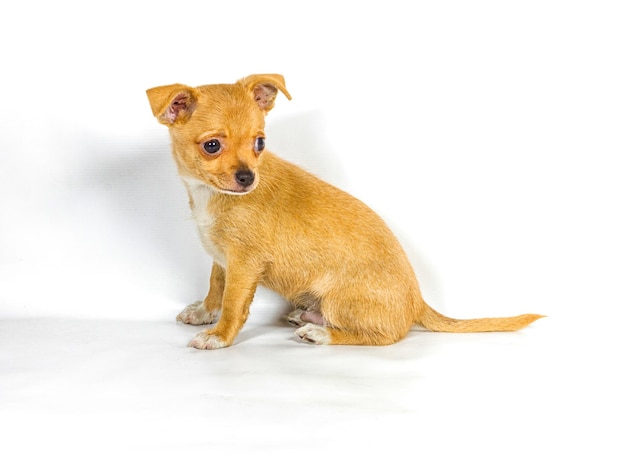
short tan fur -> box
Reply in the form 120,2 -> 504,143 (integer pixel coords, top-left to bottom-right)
146,74 -> 544,349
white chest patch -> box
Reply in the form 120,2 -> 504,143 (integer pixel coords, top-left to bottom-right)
183,177 -> 215,226
181,177 -> 226,265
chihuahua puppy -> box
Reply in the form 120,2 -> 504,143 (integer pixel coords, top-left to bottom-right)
146,74 -> 543,349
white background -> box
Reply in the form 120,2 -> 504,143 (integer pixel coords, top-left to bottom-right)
1,1 -> 624,454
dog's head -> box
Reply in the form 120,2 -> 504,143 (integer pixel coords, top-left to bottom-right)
147,74 -> 291,195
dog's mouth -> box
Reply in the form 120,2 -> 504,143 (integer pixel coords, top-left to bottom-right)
213,179 -> 258,196
203,170 -> 258,196
216,186 -> 255,195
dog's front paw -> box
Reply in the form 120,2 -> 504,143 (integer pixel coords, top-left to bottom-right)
295,323 -> 331,345
176,301 -> 220,325
188,331 -> 229,350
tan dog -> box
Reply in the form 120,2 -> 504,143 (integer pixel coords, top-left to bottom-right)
146,74 -> 543,349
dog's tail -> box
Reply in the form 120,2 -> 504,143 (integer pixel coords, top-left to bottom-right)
417,302 -> 545,333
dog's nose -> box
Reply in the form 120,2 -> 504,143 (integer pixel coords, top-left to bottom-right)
235,169 -> 255,187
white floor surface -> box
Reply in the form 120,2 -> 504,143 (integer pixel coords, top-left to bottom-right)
1,304 -> 622,455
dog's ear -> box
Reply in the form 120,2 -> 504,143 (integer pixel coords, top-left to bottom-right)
146,84 -> 198,125
240,74 -> 292,114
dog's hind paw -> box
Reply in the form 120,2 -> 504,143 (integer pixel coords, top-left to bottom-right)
286,309 -> 306,327
176,301 -> 219,325
188,331 -> 229,350
286,309 -> 327,327
295,323 -> 331,345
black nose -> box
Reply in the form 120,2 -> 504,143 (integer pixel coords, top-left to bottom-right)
235,169 -> 255,187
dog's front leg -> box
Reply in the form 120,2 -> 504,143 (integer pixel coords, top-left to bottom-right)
176,262 -> 224,325
188,260 -> 260,349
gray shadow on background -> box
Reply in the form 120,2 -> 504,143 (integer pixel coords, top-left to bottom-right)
74,133 -> 209,304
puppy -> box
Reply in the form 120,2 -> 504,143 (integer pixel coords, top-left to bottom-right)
146,74 -> 543,349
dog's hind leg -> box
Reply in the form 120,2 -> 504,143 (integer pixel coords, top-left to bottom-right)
292,292 -> 410,345
294,324 -> 401,346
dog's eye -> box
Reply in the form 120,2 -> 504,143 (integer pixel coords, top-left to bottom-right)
254,137 -> 265,153
202,139 -> 222,155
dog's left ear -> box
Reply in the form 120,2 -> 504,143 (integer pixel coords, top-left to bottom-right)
240,74 -> 292,114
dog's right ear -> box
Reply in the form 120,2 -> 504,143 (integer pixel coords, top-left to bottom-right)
146,84 -> 198,125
